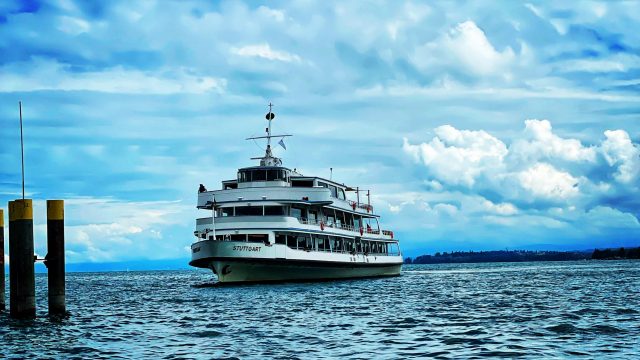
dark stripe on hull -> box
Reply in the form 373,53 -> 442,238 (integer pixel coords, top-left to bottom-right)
191,257 -> 402,283
190,256 -> 402,269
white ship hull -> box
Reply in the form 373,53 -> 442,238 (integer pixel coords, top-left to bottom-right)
191,240 -> 403,283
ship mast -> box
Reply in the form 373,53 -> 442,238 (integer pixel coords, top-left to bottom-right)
246,103 -> 291,166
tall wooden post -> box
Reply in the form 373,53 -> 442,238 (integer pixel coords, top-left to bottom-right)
9,199 -> 35,319
0,209 -> 5,311
46,200 -> 65,315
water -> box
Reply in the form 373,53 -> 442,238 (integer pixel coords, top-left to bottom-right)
2,261 -> 639,358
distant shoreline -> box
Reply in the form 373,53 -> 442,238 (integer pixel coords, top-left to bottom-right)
405,247 -> 640,264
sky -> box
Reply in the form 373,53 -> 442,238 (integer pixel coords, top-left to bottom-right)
1,0 -> 639,268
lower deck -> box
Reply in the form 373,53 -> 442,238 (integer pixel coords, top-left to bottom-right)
190,238 -> 403,282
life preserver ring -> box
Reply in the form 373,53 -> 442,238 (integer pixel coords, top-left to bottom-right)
352,203 -> 356,210
359,227 -> 363,235
320,221 -> 325,231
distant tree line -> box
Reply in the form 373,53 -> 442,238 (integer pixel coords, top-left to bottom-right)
592,247 -> 640,260
405,250 -> 591,264
405,247 -> 640,264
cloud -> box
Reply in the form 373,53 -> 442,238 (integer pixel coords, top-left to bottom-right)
0,59 -> 226,94
404,119 -> 639,214
509,119 -> 596,164
517,163 -> 579,199
412,20 -> 517,78
231,43 -> 301,62
25,197 -> 195,263
402,125 -> 507,187
601,130 -> 640,184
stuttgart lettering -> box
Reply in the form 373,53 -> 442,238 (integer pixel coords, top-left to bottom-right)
233,245 -> 261,252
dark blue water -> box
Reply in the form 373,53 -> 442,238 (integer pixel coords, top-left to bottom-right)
1,261 -> 639,358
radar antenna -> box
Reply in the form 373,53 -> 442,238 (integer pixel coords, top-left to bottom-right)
246,103 -> 292,166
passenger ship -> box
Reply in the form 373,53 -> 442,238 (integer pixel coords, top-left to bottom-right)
189,105 -> 403,282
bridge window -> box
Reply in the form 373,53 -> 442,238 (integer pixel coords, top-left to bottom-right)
338,188 -> 346,200
267,169 -> 287,181
264,206 -> 285,216
235,206 -> 262,216
253,169 -> 266,181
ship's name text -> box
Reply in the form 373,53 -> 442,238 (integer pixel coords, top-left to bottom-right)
233,245 -> 261,252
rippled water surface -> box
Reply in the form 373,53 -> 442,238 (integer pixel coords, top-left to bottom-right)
2,261 -> 639,358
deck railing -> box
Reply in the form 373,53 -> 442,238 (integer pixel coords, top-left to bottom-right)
297,217 -> 393,236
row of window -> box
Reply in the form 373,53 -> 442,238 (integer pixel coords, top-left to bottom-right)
274,232 -> 399,255
208,234 -> 269,243
216,205 -> 377,230
218,206 -> 286,217
238,169 -> 289,183
317,181 -> 346,200
204,232 -> 400,255
235,169 -> 347,201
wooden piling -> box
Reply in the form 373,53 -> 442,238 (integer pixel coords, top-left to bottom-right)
0,209 -> 5,311
46,200 -> 65,316
8,199 -> 35,319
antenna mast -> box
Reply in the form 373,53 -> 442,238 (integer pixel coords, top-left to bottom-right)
246,103 -> 292,166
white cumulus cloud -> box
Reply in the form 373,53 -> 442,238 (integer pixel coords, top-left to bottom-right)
231,43 -> 301,62
412,20 -> 517,78
517,163 -> 579,199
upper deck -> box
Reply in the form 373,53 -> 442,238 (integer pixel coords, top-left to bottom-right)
198,166 -> 377,217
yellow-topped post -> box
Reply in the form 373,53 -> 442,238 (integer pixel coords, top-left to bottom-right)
46,200 -> 66,316
8,199 -> 35,319
0,208 -> 5,311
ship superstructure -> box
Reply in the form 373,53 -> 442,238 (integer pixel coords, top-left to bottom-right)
189,104 -> 403,282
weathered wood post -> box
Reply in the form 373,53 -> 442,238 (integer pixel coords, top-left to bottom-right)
0,208 -> 5,311
8,199 -> 36,319
46,200 -> 65,316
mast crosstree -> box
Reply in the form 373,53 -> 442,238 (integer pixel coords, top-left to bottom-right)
246,102 -> 291,166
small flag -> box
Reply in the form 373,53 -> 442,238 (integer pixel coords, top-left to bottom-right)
278,138 -> 287,150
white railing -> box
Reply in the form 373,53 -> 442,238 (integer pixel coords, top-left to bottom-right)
297,217 -> 386,235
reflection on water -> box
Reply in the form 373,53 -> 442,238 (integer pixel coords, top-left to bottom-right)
1,261 -> 639,358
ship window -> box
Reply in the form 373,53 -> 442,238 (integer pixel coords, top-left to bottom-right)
238,170 -> 251,182
265,206 -> 285,216
335,211 -> 343,228
329,236 -> 336,252
345,238 -> 354,252
292,180 -> 313,187
297,234 -> 310,251
329,185 -> 338,198
353,217 -> 361,230
333,237 -> 341,252
275,233 -> 286,245
308,211 -> 317,223
231,234 -> 246,242
290,207 -> 302,219
248,234 -> 268,244
267,170 -> 278,181
287,234 -> 297,249
252,169 -> 267,181
315,235 -> 328,251
235,206 -> 262,216
338,189 -> 346,200
220,208 -> 233,217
